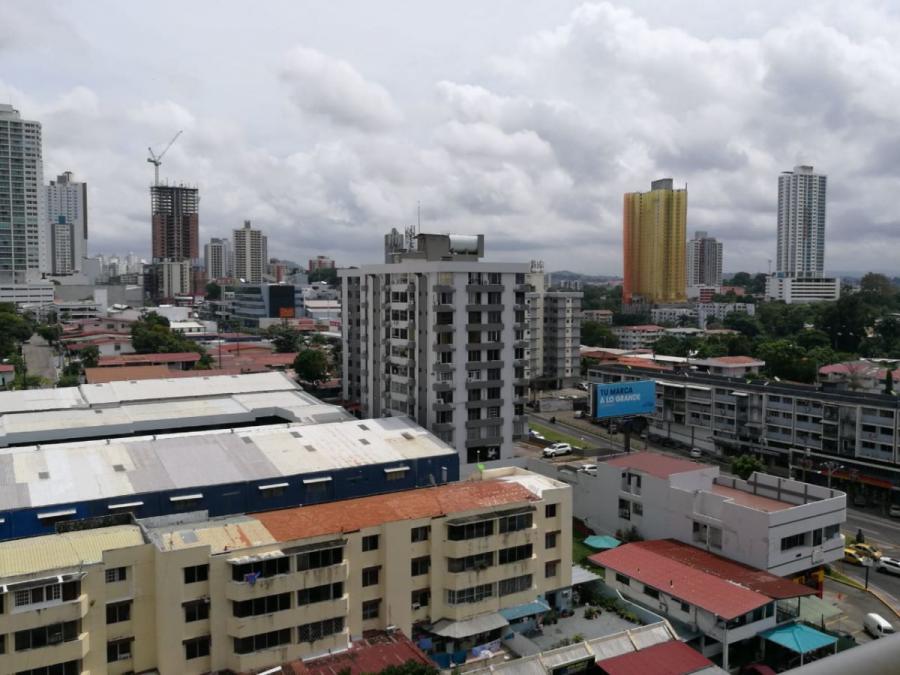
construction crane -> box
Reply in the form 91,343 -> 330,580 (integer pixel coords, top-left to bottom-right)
147,130 -> 183,186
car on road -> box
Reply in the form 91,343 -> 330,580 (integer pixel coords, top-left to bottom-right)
689,448 -> 703,459
876,556 -> 900,576
843,548 -> 868,566
851,542 -> 883,560
543,442 -> 573,457
889,504 -> 900,518
574,410 -> 586,419
579,464 -> 598,476
864,613 -> 895,639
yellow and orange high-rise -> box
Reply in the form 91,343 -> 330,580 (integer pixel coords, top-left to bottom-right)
622,178 -> 687,305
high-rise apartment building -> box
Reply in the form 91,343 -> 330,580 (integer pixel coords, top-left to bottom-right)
777,165 -> 826,277
686,230 -> 722,289
204,237 -> 231,280
623,178 -> 687,304
232,220 -> 267,284
45,171 -> 88,275
309,254 -> 336,272
525,261 -> 583,389
341,231 -> 531,469
0,104 -> 47,282
150,184 -> 198,263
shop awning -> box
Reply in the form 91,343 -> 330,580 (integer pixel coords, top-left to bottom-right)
431,612 -> 509,639
499,599 -> 551,622
761,623 -> 837,654
584,535 -> 621,550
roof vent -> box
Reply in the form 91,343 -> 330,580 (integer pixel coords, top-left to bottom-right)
291,431 -> 303,438
305,444 -> 317,452
402,432 -> 415,440
112,464 -> 126,472
38,471 -> 50,480
242,436 -> 254,444
359,438 -> 370,446
358,423 -> 370,431
94,409 -> 103,414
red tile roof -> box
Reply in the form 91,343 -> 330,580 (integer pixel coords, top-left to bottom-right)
597,640 -> 714,675
255,479 -> 538,543
97,352 -> 201,366
703,356 -> 763,365
590,541 -> 771,620
85,365 -> 171,383
622,540 -> 814,600
272,631 -> 432,675
0,364 -> 14,373
604,452 -> 709,479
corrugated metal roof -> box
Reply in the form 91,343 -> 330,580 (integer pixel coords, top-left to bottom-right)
597,640 -> 715,675
605,452 -> 710,479
79,371 -> 297,405
0,525 -> 144,579
148,515 -> 277,553
541,642 -> 594,669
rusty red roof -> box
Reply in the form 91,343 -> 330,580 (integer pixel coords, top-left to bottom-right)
97,352 -> 201,366
604,452 -> 708,479
624,540 -> 814,600
597,639 -> 714,675
255,479 -> 538,543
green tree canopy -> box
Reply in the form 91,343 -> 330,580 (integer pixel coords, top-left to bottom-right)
293,349 -> 329,386
130,313 -> 205,357
722,311 -> 761,338
266,325 -> 302,353
731,454 -> 764,480
755,339 -> 817,383
205,281 -> 222,301
818,295 -> 872,353
80,345 -> 100,369
582,321 -> 619,348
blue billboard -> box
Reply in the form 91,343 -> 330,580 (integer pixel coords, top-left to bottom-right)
593,380 -> 656,419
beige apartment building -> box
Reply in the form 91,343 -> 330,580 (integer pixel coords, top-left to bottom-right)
0,468 -> 571,675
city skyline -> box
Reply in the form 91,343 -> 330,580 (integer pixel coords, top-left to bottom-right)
3,2 -> 900,275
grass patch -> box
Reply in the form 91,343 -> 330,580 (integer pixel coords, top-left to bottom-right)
826,567 -> 866,591
573,537 -> 595,567
530,421 -> 585,448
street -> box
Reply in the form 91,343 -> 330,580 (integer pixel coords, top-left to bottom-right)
841,508 -> 900,610
21,334 -> 56,385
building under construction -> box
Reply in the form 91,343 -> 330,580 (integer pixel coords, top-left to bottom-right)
151,184 -> 199,262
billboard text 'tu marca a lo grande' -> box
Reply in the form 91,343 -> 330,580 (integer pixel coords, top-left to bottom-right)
593,381 -> 656,419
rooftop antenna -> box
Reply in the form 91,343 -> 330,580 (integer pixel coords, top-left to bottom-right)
147,130 -> 183,186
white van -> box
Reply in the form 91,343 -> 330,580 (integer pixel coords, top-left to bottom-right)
864,613 -> 895,638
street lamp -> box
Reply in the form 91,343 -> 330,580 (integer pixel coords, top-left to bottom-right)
820,461 -> 844,490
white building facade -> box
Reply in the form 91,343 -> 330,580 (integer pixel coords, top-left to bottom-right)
777,165 -> 827,278
0,104 -> 47,282
765,275 -> 840,304
341,233 -> 531,470
232,220 -> 267,284
204,237 -> 232,280
686,230 -> 723,288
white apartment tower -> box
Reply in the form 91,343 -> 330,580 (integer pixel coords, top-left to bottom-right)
232,219 -> 267,283
340,231 -> 531,469
686,230 -> 723,288
45,171 -> 88,275
204,236 -> 232,280
777,165 -> 827,277
0,104 -> 47,282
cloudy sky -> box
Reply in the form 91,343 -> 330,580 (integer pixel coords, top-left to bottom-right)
3,1 -> 899,275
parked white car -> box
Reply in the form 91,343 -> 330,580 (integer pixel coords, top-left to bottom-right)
579,464 -> 598,476
543,442 -> 573,457
876,556 -> 900,577
689,448 -> 703,459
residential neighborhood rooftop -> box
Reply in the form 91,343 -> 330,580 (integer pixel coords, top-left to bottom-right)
604,452 -> 710,479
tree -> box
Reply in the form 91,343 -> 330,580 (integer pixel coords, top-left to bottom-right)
36,324 -> 61,345
859,272 -> 895,303
205,281 -> 222,301
755,339 -> 816,382
731,454 -> 764,480
651,335 -> 691,357
756,303 -> 811,338
794,329 -> 831,350
377,662 -> 440,675
308,267 -> 338,284
56,374 -> 81,388
818,295 -> 872,352
885,369 -> 895,396
722,311 -> 761,338
293,349 -> 329,387
0,303 -> 34,358
80,345 -> 100,369
581,321 -> 618,348
266,324 -> 302,353
131,313 -> 202,354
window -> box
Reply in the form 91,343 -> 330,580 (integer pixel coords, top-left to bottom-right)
297,582 -> 343,606
615,573 -> 630,586
231,556 -> 289,582
106,638 -> 132,663
813,529 -> 823,546
824,524 -> 840,540
633,502 -> 643,517
412,588 -> 431,607
618,498 -> 631,520
362,566 -> 380,587
448,552 -> 493,573
447,583 -> 494,605
411,525 -> 430,542
545,531 -> 559,549
233,592 -> 291,618
184,636 -> 210,660
411,556 -> 431,576
780,533 -> 805,551
498,544 -> 532,565
545,560 -> 559,578
498,574 -> 532,596
545,504 -> 557,518
362,534 -> 379,551
105,567 -> 127,583
498,512 -> 532,533
680,601 -> 690,613
16,621 -> 79,652
184,564 -> 209,584
644,585 -> 660,600
298,617 -> 345,643
362,599 -> 381,620
233,628 -> 291,654
184,599 -> 210,622
297,546 -> 343,571
106,600 -> 131,624
448,519 -> 494,540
